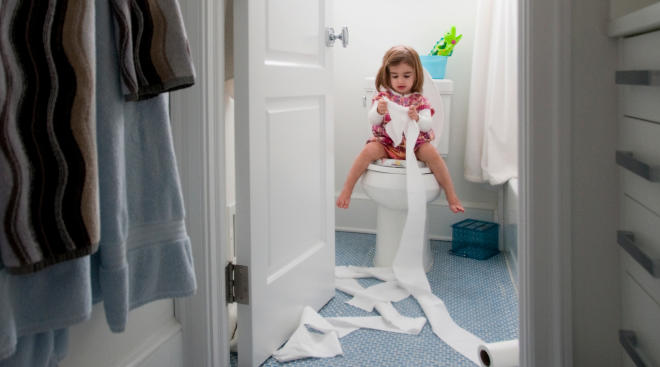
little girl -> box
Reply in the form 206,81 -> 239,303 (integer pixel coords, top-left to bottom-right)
336,45 -> 464,213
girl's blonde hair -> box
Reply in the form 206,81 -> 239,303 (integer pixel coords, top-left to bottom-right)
375,45 -> 424,93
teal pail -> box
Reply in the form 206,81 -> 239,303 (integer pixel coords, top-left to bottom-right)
420,55 -> 448,79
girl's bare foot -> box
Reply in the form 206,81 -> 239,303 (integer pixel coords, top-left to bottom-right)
336,189 -> 352,209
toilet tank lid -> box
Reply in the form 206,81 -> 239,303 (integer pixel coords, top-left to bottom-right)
363,77 -> 454,94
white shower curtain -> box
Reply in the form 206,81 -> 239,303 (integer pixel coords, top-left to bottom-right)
464,0 -> 518,185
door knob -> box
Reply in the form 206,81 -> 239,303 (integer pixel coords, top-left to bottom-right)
326,26 -> 349,48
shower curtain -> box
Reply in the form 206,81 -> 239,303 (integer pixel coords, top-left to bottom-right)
464,0 -> 518,185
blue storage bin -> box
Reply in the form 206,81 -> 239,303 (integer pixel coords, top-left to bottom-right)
449,219 -> 499,260
420,55 -> 448,79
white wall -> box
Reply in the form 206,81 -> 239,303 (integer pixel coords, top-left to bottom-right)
610,0 -> 659,18
571,0 -> 620,365
60,301 -> 181,367
333,0 -> 498,238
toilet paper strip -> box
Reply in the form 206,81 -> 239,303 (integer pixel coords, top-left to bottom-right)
389,123 -> 485,366
272,304 -> 427,361
326,308 -> 425,338
272,306 -> 343,362
334,278 -> 366,296
335,278 -> 409,312
273,119 -> 493,365
374,302 -> 426,334
345,281 -> 410,312
384,100 -> 413,147
335,266 -> 396,282
477,340 -> 519,367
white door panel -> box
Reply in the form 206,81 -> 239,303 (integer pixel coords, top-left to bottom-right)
267,0 -> 322,61
235,0 -> 335,365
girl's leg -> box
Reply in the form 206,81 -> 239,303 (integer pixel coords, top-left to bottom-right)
337,142 -> 387,208
415,143 -> 465,213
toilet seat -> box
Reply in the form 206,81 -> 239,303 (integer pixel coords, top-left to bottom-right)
367,159 -> 432,174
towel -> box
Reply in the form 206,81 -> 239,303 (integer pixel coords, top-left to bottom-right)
0,14 -> 95,340
0,0 -> 100,274
0,258 -> 92,365
92,0 -> 196,332
0,329 -> 68,367
0,1 -> 196,364
109,0 -> 195,101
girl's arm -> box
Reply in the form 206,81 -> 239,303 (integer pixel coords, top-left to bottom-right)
368,100 -> 385,125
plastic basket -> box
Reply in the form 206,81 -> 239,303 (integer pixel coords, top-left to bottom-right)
420,55 -> 448,79
449,219 -> 499,260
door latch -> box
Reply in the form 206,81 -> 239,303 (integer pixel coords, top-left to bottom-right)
326,26 -> 349,48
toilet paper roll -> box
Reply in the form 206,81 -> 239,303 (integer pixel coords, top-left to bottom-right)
477,339 -> 519,367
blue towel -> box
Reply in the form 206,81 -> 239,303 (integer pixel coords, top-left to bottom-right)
92,0 -> 196,332
0,329 -> 68,367
0,259 -> 91,364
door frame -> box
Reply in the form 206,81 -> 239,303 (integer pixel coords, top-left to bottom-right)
170,0 -> 228,366
518,0 -> 573,365
171,0 -> 574,366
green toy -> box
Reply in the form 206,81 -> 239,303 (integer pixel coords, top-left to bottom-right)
429,26 -> 463,56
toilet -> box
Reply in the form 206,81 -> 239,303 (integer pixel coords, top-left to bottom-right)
360,76 -> 454,272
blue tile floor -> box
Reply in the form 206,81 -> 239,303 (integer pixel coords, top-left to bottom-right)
231,231 -> 518,366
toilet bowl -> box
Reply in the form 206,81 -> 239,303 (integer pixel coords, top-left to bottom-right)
361,160 -> 440,272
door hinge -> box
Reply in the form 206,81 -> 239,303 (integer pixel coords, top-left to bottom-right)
225,263 -> 249,305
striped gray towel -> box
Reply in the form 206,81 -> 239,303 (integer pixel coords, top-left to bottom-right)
0,0 -> 100,274
109,0 -> 196,101
0,0 -> 195,273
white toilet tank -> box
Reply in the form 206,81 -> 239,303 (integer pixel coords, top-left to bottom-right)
363,77 -> 454,157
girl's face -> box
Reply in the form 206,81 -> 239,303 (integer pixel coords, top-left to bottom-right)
389,63 -> 415,94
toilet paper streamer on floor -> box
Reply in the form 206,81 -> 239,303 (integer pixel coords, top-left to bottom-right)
392,122 -> 485,366
271,306 -> 343,362
272,303 -> 427,362
273,114 -> 515,366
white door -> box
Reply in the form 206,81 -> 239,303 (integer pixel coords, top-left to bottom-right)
234,0 -> 337,365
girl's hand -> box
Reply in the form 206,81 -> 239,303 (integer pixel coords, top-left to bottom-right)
447,195 -> 465,213
408,106 -> 419,121
377,100 -> 388,115
449,203 -> 465,213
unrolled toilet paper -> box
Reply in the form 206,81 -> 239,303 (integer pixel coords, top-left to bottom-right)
335,278 -> 410,312
273,107 -> 496,366
271,306 -> 343,362
335,266 -> 396,282
384,100 -> 413,147
477,339 -> 519,367
390,123 -> 485,366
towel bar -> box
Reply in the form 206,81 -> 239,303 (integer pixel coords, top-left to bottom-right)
616,70 -> 660,86
619,330 -> 648,367
616,151 -> 660,182
617,231 -> 660,278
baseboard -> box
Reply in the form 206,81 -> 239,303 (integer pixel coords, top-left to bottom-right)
335,226 -> 453,242
335,192 -> 496,239
121,319 -> 183,367
504,250 -> 519,293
